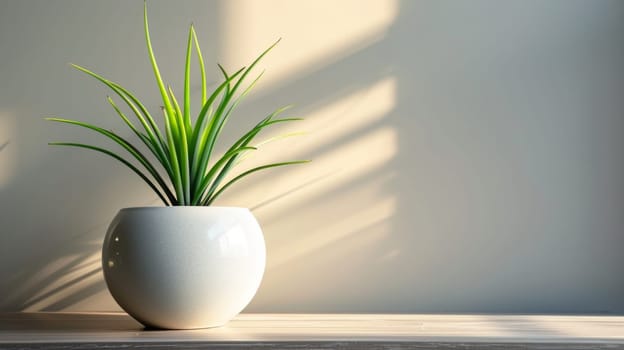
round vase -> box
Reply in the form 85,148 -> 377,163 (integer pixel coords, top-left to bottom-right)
101,206 -> 266,329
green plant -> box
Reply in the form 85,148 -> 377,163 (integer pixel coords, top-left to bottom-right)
48,4 -> 307,206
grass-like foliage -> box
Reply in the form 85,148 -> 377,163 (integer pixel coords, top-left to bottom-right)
48,3 -> 307,206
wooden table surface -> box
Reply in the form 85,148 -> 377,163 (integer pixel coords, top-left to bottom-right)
1,312 -> 623,349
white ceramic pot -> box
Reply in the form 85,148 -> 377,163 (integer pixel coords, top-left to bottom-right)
101,207 -> 266,329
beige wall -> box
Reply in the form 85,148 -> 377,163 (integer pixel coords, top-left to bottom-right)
1,0 -> 623,313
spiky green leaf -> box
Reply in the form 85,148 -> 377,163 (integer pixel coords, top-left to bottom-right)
49,142 -> 170,205
204,160 -> 309,205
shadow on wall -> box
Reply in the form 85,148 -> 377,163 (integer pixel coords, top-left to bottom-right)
2,234 -> 103,312
0,112 -> 16,189
0,139 -> 11,189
